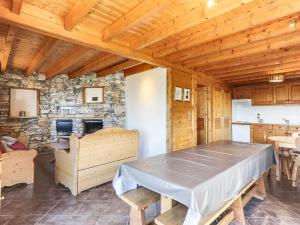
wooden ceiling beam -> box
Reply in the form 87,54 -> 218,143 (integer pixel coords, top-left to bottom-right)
207,53 -> 300,76
124,63 -> 157,77
131,0 -> 253,50
11,0 -> 24,14
196,45 -> 300,72
26,38 -> 60,75
64,0 -> 98,31
0,3 -> 222,84
97,59 -> 141,77
226,73 -> 300,84
45,46 -> 89,78
214,60 -> 300,78
153,0 -> 300,58
167,13 -> 300,63
69,53 -> 124,78
102,0 -> 170,42
0,25 -> 17,73
183,30 -> 300,69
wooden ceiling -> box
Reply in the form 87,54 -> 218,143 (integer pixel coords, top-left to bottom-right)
0,0 -> 300,84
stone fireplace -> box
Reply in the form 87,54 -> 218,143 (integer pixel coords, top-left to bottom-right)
0,71 -> 126,149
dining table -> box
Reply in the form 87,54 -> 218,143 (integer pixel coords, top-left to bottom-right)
267,136 -> 296,181
113,141 -> 276,225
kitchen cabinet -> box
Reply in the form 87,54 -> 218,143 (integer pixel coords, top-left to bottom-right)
233,87 -> 251,99
252,86 -> 273,105
289,83 -> 300,104
274,85 -> 289,104
233,82 -> 300,105
251,124 -> 272,144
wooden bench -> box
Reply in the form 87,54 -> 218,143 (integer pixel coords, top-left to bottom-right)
155,175 -> 266,225
119,187 -> 160,225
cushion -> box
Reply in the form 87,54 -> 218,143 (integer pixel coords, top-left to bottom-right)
1,140 -> 12,153
1,136 -> 17,146
10,141 -> 28,151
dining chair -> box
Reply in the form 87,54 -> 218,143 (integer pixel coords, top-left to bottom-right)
291,137 -> 300,187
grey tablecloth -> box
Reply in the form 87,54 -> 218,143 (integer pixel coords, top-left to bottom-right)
113,141 -> 276,225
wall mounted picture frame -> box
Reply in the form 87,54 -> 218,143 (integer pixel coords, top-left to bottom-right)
9,88 -> 39,118
83,87 -> 104,103
183,88 -> 190,101
174,86 -> 182,101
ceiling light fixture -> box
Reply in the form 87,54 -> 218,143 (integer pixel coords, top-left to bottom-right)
289,19 -> 297,28
207,0 -> 217,8
269,74 -> 284,83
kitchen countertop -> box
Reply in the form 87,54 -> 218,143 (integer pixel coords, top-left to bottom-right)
232,121 -> 300,126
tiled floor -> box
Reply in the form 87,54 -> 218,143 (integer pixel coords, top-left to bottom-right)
0,152 -> 300,225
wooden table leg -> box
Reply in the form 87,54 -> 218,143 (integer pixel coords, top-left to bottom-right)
275,142 -> 281,181
160,195 -> 176,214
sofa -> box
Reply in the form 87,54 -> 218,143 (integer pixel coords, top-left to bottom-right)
1,133 -> 37,187
54,127 -> 139,195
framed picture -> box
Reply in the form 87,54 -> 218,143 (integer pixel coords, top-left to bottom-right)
83,87 -> 104,103
9,88 -> 39,118
183,88 -> 190,101
174,86 -> 182,101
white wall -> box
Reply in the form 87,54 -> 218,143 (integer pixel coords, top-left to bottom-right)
233,101 -> 300,124
125,68 -> 167,158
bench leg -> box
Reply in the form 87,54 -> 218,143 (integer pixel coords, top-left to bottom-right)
291,161 -> 299,187
130,208 -> 146,225
160,195 -> 176,214
255,176 -> 266,200
232,196 -> 246,225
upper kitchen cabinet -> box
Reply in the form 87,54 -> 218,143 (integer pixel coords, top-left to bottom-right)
233,87 -> 251,99
252,86 -> 274,105
274,85 -> 289,104
289,83 -> 300,104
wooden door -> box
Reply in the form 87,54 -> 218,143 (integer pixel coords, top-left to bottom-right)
212,87 -> 223,141
289,83 -> 300,104
212,87 -> 232,141
274,85 -> 289,104
252,86 -> 273,105
197,87 -> 208,145
223,89 -> 232,140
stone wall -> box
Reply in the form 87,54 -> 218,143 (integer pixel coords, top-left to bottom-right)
0,71 -> 126,149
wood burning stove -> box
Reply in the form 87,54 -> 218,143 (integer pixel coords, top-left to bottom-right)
83,119 -> 103,134
56,120 -> 73,137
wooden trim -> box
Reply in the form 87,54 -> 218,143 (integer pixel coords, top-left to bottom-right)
69,54 -> 124,79
64,0 -> 98,31
97,59 -> 141,77
124,63 -> 157,77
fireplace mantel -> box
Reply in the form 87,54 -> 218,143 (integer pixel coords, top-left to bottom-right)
48,114 -> 103,119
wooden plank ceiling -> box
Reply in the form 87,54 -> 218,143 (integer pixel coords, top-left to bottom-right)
0,0 -> 300,84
